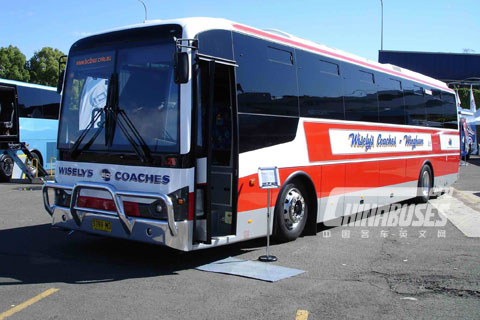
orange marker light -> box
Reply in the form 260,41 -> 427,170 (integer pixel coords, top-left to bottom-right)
249,179 -> 256,187
177,198 -> 185,205
248,219 -> 252,224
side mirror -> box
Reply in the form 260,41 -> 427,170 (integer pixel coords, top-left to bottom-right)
57,70 -> 65,94
174,52 -> 189,84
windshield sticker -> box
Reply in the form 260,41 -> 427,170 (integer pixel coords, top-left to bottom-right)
78,77 -> 108,130
75,55 -> 112,66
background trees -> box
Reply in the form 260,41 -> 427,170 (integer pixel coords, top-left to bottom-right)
0,45 -> 30,82
0,46 -> 65,87
28,47 -> 65,86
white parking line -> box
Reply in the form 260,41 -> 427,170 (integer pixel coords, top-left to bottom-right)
430,192 -> 480,237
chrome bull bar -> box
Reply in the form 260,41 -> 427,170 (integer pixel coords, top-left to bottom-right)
42,181 -> 178,237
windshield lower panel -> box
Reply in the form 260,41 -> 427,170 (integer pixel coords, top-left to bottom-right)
59,36 -> 180,154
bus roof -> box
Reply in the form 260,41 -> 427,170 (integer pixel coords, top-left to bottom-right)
77,17 -> 454,94
0,78 -> 57,92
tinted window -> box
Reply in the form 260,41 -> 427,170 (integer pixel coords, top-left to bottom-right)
197,30 -> 234,60
267,46 -> 293,65
377,76 -> 405,124
297,50 -> 344,120
425,89 -> 443,127
442,93 -> 458,129
239,114 -> 298,153
343,65 -> 378,122
233,33 -> 299,116
404,83 -> 426,126
17,86 -> 60,119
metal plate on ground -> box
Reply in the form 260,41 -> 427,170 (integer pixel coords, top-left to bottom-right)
195,257 -> 305,282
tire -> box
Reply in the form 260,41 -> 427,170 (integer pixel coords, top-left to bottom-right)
0,154 -> 14,182
416,165 -> 433,203
273,182 -> 309,242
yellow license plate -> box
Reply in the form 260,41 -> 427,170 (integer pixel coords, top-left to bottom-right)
92,219 -> 112,232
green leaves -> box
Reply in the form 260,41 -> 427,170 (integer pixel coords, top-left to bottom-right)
0,45 -> 30,82
28,47 -> 66,87
0,46 -> 66,87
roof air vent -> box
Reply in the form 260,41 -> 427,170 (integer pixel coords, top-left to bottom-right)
262,28 -> 293,38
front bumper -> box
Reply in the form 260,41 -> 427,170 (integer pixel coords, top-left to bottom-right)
43,181 -> 191,251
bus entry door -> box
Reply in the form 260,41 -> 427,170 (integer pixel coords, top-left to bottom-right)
197,58 -> 238,243
0,85 -> 18,142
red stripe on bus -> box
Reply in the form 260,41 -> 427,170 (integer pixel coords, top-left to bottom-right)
237,156 -> 459,213
232,24 -> 455,94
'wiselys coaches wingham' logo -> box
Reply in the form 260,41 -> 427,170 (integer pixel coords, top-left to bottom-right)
100,169 -> 170,185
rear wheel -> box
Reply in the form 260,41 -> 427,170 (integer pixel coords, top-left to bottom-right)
274,182 -> 309,242
416,165 -> 433,203
0,154 -> 14,182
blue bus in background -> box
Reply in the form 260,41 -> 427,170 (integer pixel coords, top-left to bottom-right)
0,79 -> 59,178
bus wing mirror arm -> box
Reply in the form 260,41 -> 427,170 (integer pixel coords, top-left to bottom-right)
57,55 -> 67,94
57,70 -> 65,94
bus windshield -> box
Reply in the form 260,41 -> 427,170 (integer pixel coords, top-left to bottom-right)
58,40 -> 179,153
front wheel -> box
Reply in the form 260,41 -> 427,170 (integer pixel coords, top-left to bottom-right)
273,182 -> 309,242
0,154 -> 14,182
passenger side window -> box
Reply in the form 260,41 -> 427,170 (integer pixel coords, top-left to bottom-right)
233,33 -> 299,117
442,93 -> 458,129
297,50 -> 344,120
425,89 -> 444,127
378,76 -> 405,125
404,83 -> 426,126
343,66 -> 378,122
17,86 -> 60,119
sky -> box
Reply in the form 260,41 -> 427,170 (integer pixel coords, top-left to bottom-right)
0,0 -> 479,62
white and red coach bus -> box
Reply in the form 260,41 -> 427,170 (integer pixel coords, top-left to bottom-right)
43,18 -> 459,251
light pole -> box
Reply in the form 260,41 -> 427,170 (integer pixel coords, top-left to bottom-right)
137,0 -> 148,23
380,0 -> 384,51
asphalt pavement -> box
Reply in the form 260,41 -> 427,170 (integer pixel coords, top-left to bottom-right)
0,160 -> 479,320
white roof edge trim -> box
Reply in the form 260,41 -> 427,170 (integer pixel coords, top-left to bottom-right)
0,78 -> 57,91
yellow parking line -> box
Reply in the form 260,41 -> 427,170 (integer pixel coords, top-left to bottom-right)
0,288 -> 59,320
296,309 -> 309,320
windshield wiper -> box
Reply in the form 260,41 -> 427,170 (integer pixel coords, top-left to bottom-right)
70,107 -> 105,159
70,73 -> 153,163
106,73 -> 152,163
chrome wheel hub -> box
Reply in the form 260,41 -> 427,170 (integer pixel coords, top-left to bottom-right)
283,188 -> 305,231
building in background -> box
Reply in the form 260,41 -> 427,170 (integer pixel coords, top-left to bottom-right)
379,50 -> 480,156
